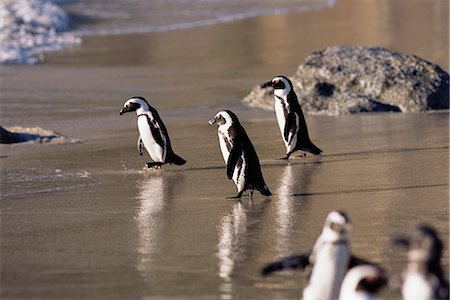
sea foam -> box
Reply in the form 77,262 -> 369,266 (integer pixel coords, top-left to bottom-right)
0,0 -> 81,64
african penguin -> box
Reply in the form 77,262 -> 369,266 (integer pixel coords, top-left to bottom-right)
261,75 -> 322,159
209,110 -> 271,199
119,96 -> 186,169
262,211 -> 379,300
339,265 -> 387,300
393,225 -> 449,300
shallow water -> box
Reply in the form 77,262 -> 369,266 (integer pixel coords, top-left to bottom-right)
1,0 -> 449,298
1,113 -> 448,299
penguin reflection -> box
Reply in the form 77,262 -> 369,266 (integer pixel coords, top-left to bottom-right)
217,200 -> 269,298
275,164 -> 316,253
217,202 -> 248,281
135,174 -> 179,274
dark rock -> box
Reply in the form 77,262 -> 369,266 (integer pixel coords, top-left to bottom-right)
0,125 -> 61,144
315,82 -> 335,97
0,126 -> 31,143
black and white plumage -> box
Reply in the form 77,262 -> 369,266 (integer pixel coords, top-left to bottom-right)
209,110 -> 271,199
262,211 -> 378,300
119,96 -> 186,169
339,265 -> 387,300
261,76 -> 322,159
393,225 -> 449,300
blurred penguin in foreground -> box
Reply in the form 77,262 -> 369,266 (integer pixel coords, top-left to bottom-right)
393,224 -> 449,300
262,211 -> 386,300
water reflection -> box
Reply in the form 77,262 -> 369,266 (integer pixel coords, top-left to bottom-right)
218,202 -> 247,280
134,173 -> 180,277
217,200 -> 269,299
275,164 -> 317,253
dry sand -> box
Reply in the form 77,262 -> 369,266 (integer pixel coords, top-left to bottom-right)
1,0 -> 449,299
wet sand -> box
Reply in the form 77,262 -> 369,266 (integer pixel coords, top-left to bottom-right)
1,0 -> 449,299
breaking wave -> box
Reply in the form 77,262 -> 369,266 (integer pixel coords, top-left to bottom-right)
0,0 -> 81,64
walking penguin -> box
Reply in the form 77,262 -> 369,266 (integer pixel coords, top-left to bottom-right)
261,75 -> 322,159
120,96 -> 186,169
209,110 -> 271,199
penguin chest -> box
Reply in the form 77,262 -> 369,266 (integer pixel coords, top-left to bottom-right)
402,272 -> 434,300
304,244 -> 349,300
274,98 -> 287,139
217,130 -> 246,191
275,97 -> 299,153
138,117 -> 165,162
218,131 -> 232,164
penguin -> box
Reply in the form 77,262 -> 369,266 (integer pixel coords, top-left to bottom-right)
339,265 -> 387,300
262,211 -> 378,300
119,96 -> 186,169
261,76 -> 322,159
209,110 -> 271,199
393,225 -> 449,300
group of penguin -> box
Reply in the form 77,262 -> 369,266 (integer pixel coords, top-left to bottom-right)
119,75 -> 321,199
119,76 -> 449,299
261,211 -> 449,300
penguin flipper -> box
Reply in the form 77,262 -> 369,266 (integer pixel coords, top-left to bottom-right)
261,253 -> 311,276
147,118 -> 166,149
227,141 -> 243,179
137,136 -> 144,156
284,112 -> 297,143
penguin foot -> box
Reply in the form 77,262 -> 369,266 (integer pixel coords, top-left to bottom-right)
146,162 -> 163,169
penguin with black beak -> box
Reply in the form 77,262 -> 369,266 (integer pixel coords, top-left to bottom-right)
261,76 -> 322,159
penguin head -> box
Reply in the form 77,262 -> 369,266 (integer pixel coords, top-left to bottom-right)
393,224 -> 443,269
322,211 -> 352,241
120,96 -> 151,115
261,76 -> 293,97
340,265 -> 387,297
209,110 -> 239,127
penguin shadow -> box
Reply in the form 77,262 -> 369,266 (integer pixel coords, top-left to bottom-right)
273,163 -> 318,253
317,145 -> 449,161
134,172 -> 184,277
217,199 -> 270,298
292,183 -> 448,197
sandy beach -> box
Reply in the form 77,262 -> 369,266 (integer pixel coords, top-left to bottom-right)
1,0 -> 449,299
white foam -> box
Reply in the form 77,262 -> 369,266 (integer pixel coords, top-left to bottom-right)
0,0 -> 336,64
0,0 -> 81,64
5,126 -> 81,144
74,0 -> 337,36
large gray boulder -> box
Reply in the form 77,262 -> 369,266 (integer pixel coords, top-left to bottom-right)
243,46 -> 449,115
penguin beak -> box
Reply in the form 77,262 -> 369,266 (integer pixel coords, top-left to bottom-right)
119,105 -> 132,115
260,81 -> 273,88
208,118 -> 216,125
